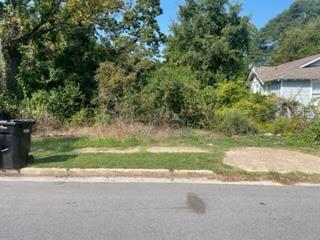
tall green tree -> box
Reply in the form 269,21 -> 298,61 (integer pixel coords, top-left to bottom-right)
165,0 -> 252,86
271,18 -> 320,65
0,0 -> 122,95
252,0 -> 320,65
95,0 -> 165,117
122,0 -> 165,58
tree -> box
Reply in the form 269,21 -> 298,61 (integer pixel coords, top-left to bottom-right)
95,62 -> 134,117
253,0 -> 320,65
17,25 -> 103,104
271,18 -> 320,64
95,0 -> 165,116
122,0 -> 165,58
165,0 -> 252,86
0,0 -> 122,95
140,66 -> 203,126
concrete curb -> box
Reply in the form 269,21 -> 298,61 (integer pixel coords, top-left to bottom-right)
67,169 -> 172,178
172,170 -> 215,178
1,169 -> 320,186
20,168 -> 68,177
0,168 -> 216,179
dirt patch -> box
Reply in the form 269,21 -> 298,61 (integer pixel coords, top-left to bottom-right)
224,147 -> 320,174
74,147 -> 141,154
146,147 -> 208,153
74,146 -> 208,154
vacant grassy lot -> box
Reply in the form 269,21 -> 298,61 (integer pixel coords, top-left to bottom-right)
30,128 -> 320,184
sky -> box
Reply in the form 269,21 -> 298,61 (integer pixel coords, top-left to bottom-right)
158,0 -> 295,35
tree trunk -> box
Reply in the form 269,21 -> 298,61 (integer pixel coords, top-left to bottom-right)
6,47 -> 21,94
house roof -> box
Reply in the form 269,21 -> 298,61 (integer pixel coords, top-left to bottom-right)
250,54 -> 320,82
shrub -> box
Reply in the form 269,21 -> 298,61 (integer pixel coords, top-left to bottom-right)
95,62 -> 134,117
140,66 -> 204,127
218,110 -> 258,136
47,83 -> 83,120
234,94 -> 278,122
272,117 -> 308,136
20,91 -> 50,120
276,98 -> 302,118
0,92 -> 19,119
94,110 -> 113,125
215,80 -> 248,107
299,120 -> 320,145
197,86 -> 218,128
68,109 -> 94,128
20,83 -> 82,122
20,91 -> 60,133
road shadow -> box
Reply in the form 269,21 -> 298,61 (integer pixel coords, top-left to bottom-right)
34,154 -> 78,165
186,192 -> 206,214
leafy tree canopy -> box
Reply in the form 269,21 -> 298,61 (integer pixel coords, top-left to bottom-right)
271,18 -> 320,65
165,0 -> 252,86
253,0 -> 320,65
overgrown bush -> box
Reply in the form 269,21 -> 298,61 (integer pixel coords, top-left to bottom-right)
20,91 -> 60,133
276,98 -> 302,118
197,86 -> 218,128
46,83 -> 83,121
0,92 -> 19,119
94,110 -> 113,125
20,83 -> 82,122
218,110 -> 258,136
95,62 -> 134,117
272,117 -> 308,136
234,94 -> 278,122
298,120 -> 320,145
215,80 -> 248,107
139,66 -> 215,127
20,91 -> 50,120
140,66 -> 204,127
68,109 -> 95,128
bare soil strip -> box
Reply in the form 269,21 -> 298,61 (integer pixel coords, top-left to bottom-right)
73,147 -> 209,154
146,147 -> 209,153
74,147 -> 141,154
224,147 -> 320,174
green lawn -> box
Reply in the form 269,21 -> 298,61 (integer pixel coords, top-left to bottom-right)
30,131 -> 320,184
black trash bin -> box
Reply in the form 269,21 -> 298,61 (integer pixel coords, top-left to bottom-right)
0,120 -> 35,169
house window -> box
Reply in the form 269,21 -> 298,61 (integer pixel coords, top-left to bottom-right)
312,81 -> 320,105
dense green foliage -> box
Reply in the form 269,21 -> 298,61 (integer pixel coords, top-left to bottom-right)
271,18 -> 320,64
166,0 -> 252,85
218,110 -> 258,136
252,0 -> 320,65
0,0 -> 319,139
299,121 -> 320,146
139,66 -> 204,126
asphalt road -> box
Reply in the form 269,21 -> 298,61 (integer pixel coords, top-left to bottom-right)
0,182 -> 320,240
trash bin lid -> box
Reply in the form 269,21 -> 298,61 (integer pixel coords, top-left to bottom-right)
0,120 -> 33,126
0,121 -> 19,126
11,119 -> 36,124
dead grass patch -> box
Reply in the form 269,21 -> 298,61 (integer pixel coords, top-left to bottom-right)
34,121 -> 188,142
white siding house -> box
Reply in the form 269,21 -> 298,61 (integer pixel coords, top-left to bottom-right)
248,54 -> 320,106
